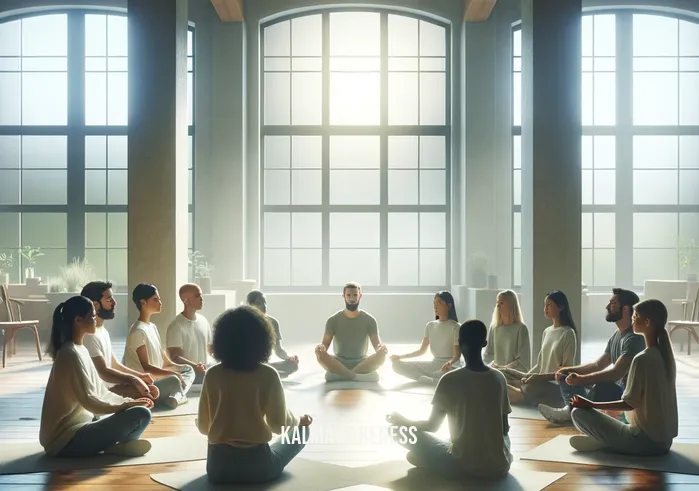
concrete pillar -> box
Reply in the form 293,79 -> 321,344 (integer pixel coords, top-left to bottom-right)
127,0 -> 189,336
521,0 -> 582,362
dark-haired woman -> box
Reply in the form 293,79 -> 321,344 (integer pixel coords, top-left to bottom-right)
197,306 -> 313,484
390,291 -> 461,385
501,291 -> 577,405
569,299 -> 677,455
40,296 -> 153,458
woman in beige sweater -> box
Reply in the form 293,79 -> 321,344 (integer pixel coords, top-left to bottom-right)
197,306 -> 313,484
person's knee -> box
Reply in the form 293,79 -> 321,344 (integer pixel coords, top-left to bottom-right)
125,405 -> 152,425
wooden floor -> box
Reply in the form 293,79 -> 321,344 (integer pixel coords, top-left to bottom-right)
2,339 -> 699,490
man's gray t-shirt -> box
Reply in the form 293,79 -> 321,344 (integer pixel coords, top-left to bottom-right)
604,328 -> 645,388
325,310 -> 378,360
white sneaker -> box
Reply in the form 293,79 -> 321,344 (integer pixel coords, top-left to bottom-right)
104,439 -> 152,457
538,404 -> 572,424
569,435 -> 606,452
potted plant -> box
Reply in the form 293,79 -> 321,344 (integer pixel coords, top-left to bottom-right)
19,246 -> 44,282
196,261 -> 213,294
679,239 -> 699,282
188,250 -> 205,283
0,252 -> 13,285
58,258 -> 96,293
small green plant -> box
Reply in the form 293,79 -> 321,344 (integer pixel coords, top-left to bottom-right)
196,261 -> 214,279
679,239 -> 699,274
0,252 -> 13,272
18,246 -> 44,266
58,258 -> 95,293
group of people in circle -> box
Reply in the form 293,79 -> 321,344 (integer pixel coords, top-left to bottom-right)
39,279 -> 677,484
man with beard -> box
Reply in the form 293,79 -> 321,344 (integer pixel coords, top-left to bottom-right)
315,282 -> 388,382
538,288 -> 645,424
81,281 -> 159,401
246,289 -> 299,378
166,283 -> 212,384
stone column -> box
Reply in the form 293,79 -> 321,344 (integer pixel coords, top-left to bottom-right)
127,0 -> 189,336
521,0 -> 583,361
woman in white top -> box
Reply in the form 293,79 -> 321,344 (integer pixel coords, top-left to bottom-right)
501,290 -> 577,406
569,299 -> 678,455
124,283 -> 195,409
483,290 -> 531,372
390,291 -> 461,385
40,296 -> 153,458
198,306 -> 313,484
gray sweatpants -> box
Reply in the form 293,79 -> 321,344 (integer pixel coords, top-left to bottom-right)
392,358 -> 450,382
154,365 -> 195,407
571,407 -> 672,456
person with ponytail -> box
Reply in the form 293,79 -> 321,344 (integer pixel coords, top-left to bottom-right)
501,291 -> 577,406
568,299 -> 678,455
40,296 -> 153,458
390,291 -> 462,385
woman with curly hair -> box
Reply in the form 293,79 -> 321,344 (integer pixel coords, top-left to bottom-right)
197,306 -> 313,484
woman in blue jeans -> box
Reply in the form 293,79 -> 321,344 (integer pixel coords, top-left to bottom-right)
39,295 -> 154,458
197,306 -> 313,484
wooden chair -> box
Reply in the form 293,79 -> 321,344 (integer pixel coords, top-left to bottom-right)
669,282 -> 699,355
0,284 -> 43,368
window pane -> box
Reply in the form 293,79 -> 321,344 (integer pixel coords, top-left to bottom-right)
388,249 -> 418,286
329,213 -> 379,248
419,21 -> 445,57
22,14 -> 67,56
513,169 -> 521,206
420,212 -> 445,248
388,170 -> 418,205
291,213 -> 321,248
513,72 -> 521,126
680,20 -> 699,56
86,136 -> 107,168
0,170 -> 19,204
85,170 -> 106,205
582,248 -> 593,286
0,73 -> 21,125
513,212 -> 521,249
330,170 -> 380,205
264,136 -> 290,169
330,136 -> 380,169
633,15 -> 678,56
633,136 -> 678,169
634,213 -> 677,248
107,169 -> 127,205
85,72 -> 107,125
594,136 -> 615,169
420,170 -> 446,205
388,73 -> 418,125
329,249 -> 380,286
292,136 -> 321,169
84,248 -> 107,280
291,249 -> 321,286
329,13 -> 380,56
85,212 -> 107,248
330,73 -> 380,125
292,15 -> 321,56
22,170 -> 67,204
680,213 -> 699,245
513,248 -> 521,287
633,170 -> 678,205
680,73 -> 699,125
420,136 -> 446,169
107,249 -> 127,286
681,136 -> 699,168
264,170 -> 290,205
513,136 -> 521,170
0,19 -> 20,56
634,249 -> 678,285
420,73 -> 445,125
264,73 -> 290,125
108,136 -> 128,168
291,169 -> 321,205
389,136 -> 418,168
108,212 -> 127,248
594,170 -> 615,205
388,213 -> 418,248
680,170 -> 699,205
582,170 -> 593,204
22,136 -> 67,168
420,249 -> 446,286
292,72 -> 321,125
388,15 -> 418,57
582,73 -> 593,126
633,73 -> 678,125
264,249 -> 290,286
594,73 -> 616,125
264,213 -> 290,248
31,248 -> 66,280
582,213 -> 593,248
0,213 -> 20,248
23,73 -> 67,125
107,72 -> 127,125
594,249 -> 616,286
22,212 -> 67,248
594,213 -> 616,249
0,136 -> 19,169
594,15 -> 616,56
264,21 -> 290,57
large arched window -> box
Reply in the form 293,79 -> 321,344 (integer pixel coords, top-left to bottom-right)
512,11 -> 699,290
0,11 -> 195,289
260,9 -> 451,291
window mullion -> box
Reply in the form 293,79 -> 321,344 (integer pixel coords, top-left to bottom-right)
380,12 -> 388,287
321,12 -> 330,287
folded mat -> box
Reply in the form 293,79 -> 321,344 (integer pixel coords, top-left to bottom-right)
0,435 -> 207,475
509,405 -> 545,421
151,458 -> 360,490
521,434 -> 699,475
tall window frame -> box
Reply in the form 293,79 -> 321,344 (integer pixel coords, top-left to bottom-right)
259,8 -> 452,292
0,10 -> 195,290
512,10 -> 699,291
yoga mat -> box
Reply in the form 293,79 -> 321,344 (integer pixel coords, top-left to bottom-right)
337,460 -> 565,491
521,434 -> 699,475
151,458 -> 361,490
152,396 -> 200,417
509,405 -> 545,421
0,435 -> 208,475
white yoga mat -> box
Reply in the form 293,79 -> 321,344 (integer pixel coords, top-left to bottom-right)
151,458 -> 360,490
521,434 -> 699,475
152,396 -> 200,417
0,435 -> 208,475
509,405 -> 545,421
336,460 -> 565,491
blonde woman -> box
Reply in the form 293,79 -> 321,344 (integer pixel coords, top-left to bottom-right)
483,290 -> 531,372
569,299 -> 677,455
